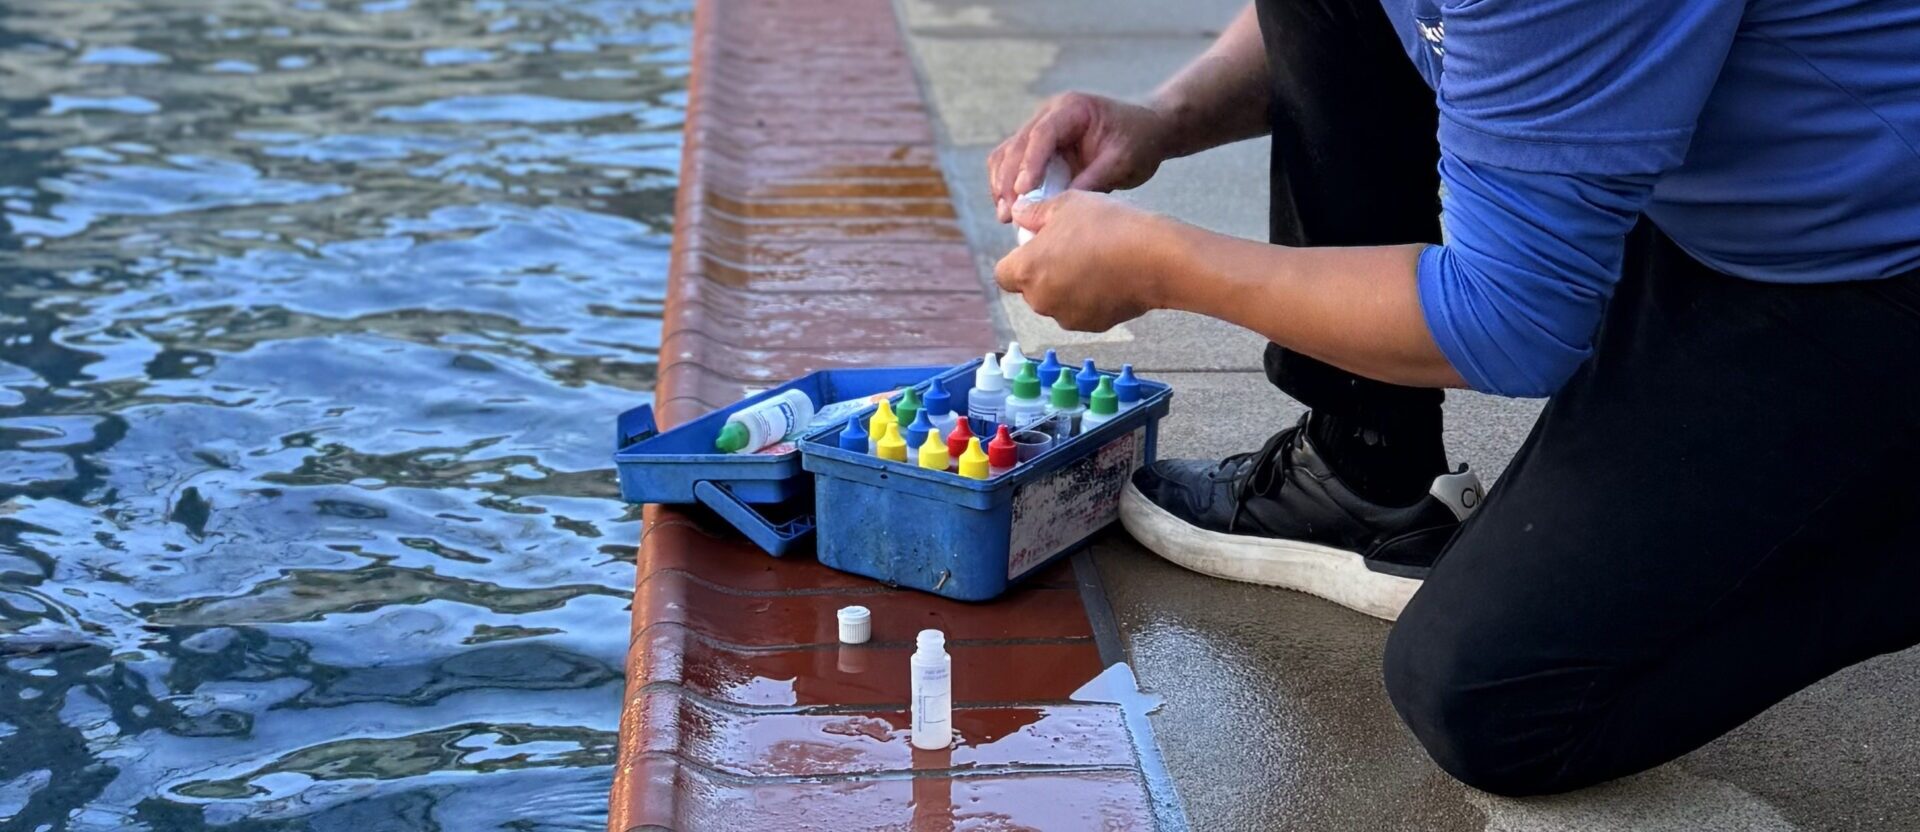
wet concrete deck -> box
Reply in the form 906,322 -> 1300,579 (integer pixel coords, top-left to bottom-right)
609,0 -> 1174,827
896,0 -> 1920,828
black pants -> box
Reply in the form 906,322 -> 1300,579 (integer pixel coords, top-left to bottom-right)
1256,0 -> 1920,797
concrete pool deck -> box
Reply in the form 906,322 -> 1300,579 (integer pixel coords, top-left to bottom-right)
895,0 -> 1920,829
614,0 -> 1920,827
609,0 -> 1174,827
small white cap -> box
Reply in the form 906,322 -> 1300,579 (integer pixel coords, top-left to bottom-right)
999,342 -> 1027,379
974,352 -> 1006,392
837,605 -> 872,644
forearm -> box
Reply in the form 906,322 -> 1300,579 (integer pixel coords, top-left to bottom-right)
1148,4 -> 1271,158
1154,223 -> 1466,388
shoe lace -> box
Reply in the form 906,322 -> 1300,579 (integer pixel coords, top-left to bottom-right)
1220,414 -> 1308,534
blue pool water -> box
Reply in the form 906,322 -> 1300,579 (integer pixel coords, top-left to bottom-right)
0,1 -> 687,828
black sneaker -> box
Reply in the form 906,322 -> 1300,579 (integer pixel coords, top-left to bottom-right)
1119,413 -> 1482,620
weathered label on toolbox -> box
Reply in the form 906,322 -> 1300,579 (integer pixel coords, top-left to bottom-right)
1006,427 -> 1146,579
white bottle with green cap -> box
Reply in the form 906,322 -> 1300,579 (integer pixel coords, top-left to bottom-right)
714,389 -> 815,454
1080,375 -> 1121,433
1002,360 -> 1047,430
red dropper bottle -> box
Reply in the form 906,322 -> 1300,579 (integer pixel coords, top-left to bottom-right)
946,416 -> 974,460
987,424 -> 1018,474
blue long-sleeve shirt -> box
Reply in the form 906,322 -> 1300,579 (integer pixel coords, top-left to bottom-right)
1387,0 -> 1920,396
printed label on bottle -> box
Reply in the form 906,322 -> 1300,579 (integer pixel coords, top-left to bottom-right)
911,664 -> 952,737
745,400 -> 798,442
966,403 -> 998,432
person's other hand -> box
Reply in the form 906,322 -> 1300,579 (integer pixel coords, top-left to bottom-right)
995,192 -> 1173,332
987,93 -> 1172,223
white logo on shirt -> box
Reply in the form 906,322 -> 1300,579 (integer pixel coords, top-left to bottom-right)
1416,17 -> 1446,58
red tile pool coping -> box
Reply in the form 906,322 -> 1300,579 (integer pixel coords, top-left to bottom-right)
607,0 -> 1178,828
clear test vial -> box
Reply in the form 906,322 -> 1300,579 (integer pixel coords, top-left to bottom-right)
910,629 -> 952,750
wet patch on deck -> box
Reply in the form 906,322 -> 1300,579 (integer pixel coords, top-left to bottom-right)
609,0 -> 1173,827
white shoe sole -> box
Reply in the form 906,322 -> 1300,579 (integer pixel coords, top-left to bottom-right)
1118,482 -> 1421,622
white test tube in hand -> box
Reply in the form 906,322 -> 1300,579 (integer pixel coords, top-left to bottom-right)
1015,156 -> 1073,246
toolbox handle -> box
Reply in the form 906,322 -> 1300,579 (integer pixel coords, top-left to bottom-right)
693,480 -> 815,557
617,404 -> 659,449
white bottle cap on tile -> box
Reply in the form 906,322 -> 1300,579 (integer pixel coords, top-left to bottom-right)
837,605 -> 872,644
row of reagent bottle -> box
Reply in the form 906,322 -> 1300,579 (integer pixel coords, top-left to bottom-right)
965,341 -> 1142,438
841,408 -> 1020,480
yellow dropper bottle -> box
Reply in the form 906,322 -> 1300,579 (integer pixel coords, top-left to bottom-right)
867,399 -> 897,454
917,428 -> 950,471
876,421 -> 907,462
957,436 -> 990,480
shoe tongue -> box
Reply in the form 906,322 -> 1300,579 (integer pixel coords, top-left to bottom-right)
1288,426 -> 1323,466
1234,424 -> 1304,496
1212,451 -> 1259,480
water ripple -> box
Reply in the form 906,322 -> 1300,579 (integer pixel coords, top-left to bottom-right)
0,0 -> 688,828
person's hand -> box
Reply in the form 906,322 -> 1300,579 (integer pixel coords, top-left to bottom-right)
987,92 -> 1173,223
995,192 -> 1175,332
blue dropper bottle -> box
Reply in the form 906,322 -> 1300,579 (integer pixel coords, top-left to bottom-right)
839,415 -> 870,453
1075,359 -> 1101,399
905,408 -> 937,451
1036,349 -> 1064,387
924,385 -> 958,437
1114,364 -> 1142,412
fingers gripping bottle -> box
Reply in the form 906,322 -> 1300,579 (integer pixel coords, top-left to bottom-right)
910,629 -> 952,750
1016,157 -> 1072,246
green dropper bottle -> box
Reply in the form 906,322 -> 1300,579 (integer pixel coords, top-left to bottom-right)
895,387 -> 922,428
1002,360 -> 1046,430
1082,375 -> 1120,432
1045,361 -> 1085,437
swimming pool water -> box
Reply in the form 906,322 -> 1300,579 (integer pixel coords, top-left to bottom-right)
0,0 -> 687,828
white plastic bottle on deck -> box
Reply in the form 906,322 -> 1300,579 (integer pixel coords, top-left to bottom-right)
713,389 -> 815,454
910,629 -> 952,750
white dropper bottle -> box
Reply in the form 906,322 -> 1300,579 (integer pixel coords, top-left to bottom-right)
910,629 -> 952,750
998,341 -> 1028,382
966,352 -> 1008,434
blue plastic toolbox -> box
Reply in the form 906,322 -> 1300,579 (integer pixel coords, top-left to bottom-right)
799,357 -> 1173,601
612,366 -> 946,556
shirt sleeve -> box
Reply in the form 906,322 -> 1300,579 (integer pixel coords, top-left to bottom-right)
1415,0 -> 1742,397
